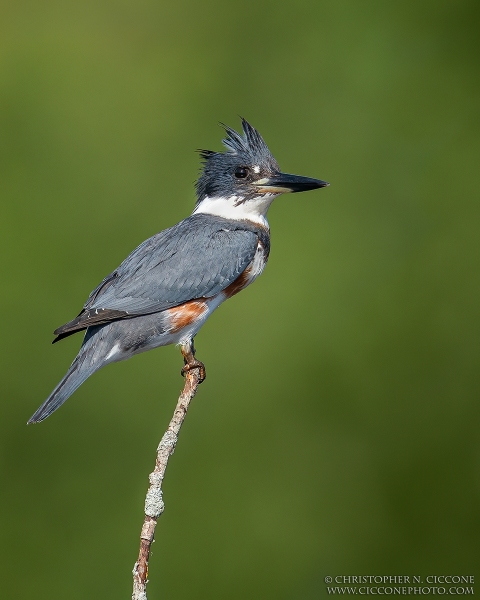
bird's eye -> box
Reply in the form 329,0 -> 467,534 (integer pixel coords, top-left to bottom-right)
234,166 -> 249,179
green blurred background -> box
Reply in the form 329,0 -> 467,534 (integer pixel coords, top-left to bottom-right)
1,1 -> 479,598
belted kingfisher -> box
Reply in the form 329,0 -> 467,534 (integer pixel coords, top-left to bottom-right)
28,118 -> 328,423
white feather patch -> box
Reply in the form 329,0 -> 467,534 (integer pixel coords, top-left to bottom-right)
105,343 -> 121,360
193,194 -> 277,227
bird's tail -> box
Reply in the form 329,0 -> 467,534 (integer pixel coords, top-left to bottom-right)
28,355 -> 97,424
28,326 -> 112,424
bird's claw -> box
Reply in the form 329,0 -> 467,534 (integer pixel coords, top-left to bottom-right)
181,359 -> 206,383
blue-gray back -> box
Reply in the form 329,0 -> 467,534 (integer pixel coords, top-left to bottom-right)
84,213 -> 266,315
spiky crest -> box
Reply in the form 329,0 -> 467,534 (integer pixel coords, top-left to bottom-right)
195,118 -> 279,204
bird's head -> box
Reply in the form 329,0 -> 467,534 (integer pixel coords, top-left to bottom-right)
194,118 -> 328,227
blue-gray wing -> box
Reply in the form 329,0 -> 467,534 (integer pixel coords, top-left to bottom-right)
53,214 -> 260,339
88,214 -> 258,312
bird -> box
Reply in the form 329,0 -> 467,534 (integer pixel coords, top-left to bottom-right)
28,118 -> 329,424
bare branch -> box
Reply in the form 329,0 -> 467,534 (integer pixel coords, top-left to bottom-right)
132,368 -> 203,600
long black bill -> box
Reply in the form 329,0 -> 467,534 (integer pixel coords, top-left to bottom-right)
254,172 -> 329,194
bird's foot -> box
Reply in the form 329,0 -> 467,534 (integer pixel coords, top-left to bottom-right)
181,359 -> 206,383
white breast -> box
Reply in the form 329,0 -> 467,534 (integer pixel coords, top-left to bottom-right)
248,240 -> 268,283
